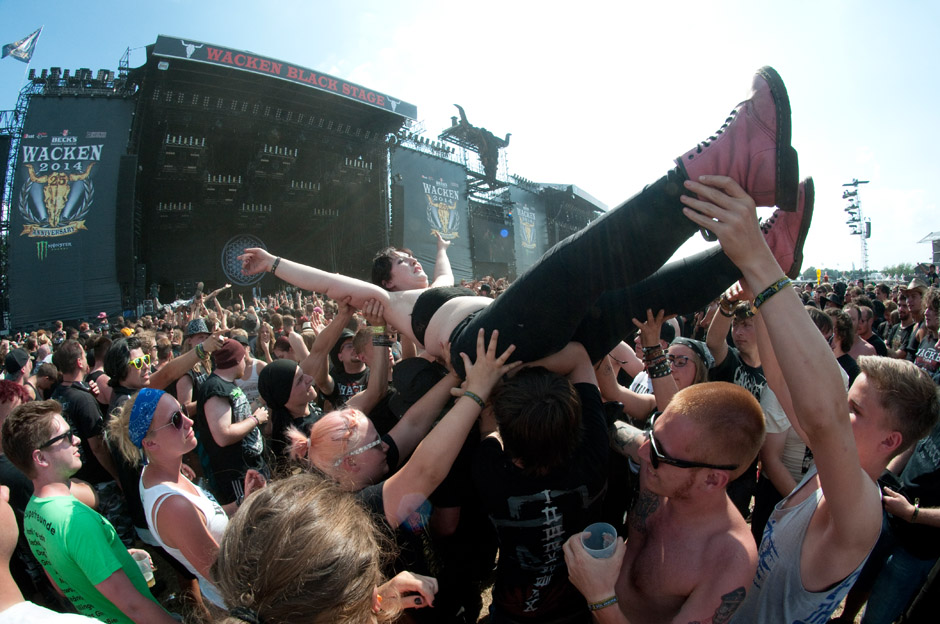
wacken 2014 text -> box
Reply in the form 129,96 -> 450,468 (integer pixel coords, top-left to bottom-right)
21,144 -> 104,163
204,47 -> 387,106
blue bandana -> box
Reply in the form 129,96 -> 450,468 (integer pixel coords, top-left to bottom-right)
129,388 -> 165,448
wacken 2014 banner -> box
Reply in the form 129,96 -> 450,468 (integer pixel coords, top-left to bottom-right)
8,97 -> 134,327
391,147 -> 472,282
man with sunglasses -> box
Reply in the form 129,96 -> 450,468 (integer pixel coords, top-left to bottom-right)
1,400 -> 177,624
566,376 -> 765,623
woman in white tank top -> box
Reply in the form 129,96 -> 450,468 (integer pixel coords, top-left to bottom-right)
109,388 -> 261,613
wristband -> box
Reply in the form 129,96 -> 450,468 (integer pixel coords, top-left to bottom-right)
270,256 -> 281,274
462,391 -> 486,409
251,414 -> 260,426
588,596 -> 618,612
372,336 -> 395,348
719,307 -> 735,318
753,277 -> 792,310
195,343 -> 206,358
912,498 -> 920,523
370,325 -> 386,335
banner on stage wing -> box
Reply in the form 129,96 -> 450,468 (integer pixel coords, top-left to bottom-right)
153,35 -> 417,120
8,97 -> 134,327
509,185 -> 548,274
390,147 -> 472,282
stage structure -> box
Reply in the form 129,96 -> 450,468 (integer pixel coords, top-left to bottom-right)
390,116 -> 604,282
135,36 -> 415,307
1,37 -> 604,332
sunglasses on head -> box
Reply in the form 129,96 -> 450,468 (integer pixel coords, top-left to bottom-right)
38,427 -> 76,450
130,354 -> 151,369
647,413 -> 738,472
150,408 -> 186,435
333,433 -> 383,467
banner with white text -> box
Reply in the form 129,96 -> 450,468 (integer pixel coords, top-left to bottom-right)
8,97 -> 133,327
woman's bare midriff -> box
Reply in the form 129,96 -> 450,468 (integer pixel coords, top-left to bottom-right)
422,296 -> 492,358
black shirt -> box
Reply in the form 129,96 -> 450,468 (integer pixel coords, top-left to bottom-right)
50,383 -> 111,484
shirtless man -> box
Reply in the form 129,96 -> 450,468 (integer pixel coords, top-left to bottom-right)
564,378 -> 765,623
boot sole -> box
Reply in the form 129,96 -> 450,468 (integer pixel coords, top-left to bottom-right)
757,66 -> 800,212
786,177 -> 814,278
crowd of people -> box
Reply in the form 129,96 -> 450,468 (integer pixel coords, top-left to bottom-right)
0,66 -> 938,624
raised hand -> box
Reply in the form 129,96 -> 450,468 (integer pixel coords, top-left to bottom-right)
238,248 -> 276,275
631,309 -> 672,348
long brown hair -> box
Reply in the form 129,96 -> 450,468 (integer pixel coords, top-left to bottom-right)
212,473 -> 397,623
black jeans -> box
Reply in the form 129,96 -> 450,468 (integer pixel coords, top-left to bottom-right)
450,167 -> 744,373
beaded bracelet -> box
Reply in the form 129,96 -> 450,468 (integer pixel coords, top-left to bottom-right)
462,391 -> 486,408
753,277 -> 792,310
588,596 -> 619,611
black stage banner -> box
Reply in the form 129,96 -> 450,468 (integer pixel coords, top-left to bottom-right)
509,185 -> 549,274
153,36 -> 418,120
390,147 -> 472,282
8,97 -> 133,327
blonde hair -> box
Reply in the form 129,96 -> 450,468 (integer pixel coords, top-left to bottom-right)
107,393 -> 148,468
212,473 -> 397,623
859,356 -> 939,456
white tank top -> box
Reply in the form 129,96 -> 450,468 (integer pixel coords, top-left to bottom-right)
235,359 -> 263,404
139,477 -> 228,607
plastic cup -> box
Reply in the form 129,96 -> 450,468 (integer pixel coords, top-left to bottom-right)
132,551 -> 155,588
581,522 -> 617,558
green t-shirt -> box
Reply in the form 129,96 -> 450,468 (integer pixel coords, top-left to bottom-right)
24,494 -> 160,624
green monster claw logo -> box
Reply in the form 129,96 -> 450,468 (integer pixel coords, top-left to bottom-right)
37,241 -> 48,261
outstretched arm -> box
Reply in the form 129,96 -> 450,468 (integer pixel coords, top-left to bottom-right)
682,176 -> 882,565
240,248 -> 391,309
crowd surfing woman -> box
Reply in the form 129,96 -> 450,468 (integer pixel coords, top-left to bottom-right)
212,474 -> 438,624
239,66 -> 808,380
109,388 -> 265,617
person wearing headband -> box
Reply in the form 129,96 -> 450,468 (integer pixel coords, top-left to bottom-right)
109,388 -> 264,618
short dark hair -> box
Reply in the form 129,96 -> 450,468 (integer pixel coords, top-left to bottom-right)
371,247 -> 415,290
52,340 -> 84,376
1,400 -> 62,478
104,337 -> 141,386
490,367 -> 582,477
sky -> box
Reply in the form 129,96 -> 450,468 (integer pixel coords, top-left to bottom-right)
1,0 -> 937,276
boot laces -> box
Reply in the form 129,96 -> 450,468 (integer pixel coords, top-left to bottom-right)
693,112 -> 736,154
760,213 -> 779,234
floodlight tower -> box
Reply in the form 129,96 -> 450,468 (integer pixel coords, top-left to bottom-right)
842,178 -> 871,274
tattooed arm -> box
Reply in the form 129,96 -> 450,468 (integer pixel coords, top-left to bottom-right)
609,420 -> 647,463
671,530 -> 755,624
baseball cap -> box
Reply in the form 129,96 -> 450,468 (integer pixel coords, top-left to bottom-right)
4,349 -> 30,375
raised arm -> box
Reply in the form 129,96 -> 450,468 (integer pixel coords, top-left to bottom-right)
633,309 -> 680,412
682,175 -> 881,553
429,231 -> 454,288
302,302 -> 355,396
381,330 -> 519,528
239,248 -> 391,309
706,296 -> 733,367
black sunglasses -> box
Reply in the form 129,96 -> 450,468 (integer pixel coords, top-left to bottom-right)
647,413 -> 738,471
150,409 -> 186,435
39,428 -> 76,450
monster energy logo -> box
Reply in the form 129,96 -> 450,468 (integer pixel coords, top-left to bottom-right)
37,241 -> 48,261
